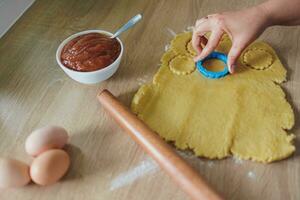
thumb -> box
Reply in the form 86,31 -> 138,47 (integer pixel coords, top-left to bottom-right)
227,41 -> 247,73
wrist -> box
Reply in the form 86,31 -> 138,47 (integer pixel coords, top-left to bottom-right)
255,2 -> 276,27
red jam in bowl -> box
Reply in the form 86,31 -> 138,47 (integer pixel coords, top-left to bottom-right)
60,33 -> 121,72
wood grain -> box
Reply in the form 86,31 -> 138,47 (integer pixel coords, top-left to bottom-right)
0,0 -> 299,199
98,90 -> 223,200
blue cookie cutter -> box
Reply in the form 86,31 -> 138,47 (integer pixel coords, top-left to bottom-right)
196,51 -> 229,79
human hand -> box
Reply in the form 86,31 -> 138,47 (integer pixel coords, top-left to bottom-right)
192,6 -> 270,73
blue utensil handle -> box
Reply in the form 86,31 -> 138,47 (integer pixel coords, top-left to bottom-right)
111,14 -> 142,38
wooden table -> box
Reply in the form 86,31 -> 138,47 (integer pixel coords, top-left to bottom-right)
0,0 -> 299,199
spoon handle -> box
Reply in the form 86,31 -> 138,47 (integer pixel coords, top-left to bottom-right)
111,14 -> 142,38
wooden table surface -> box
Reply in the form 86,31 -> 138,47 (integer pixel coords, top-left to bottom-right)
0,0 -> 299,199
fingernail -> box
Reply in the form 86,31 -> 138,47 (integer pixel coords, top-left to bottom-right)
195,54 -> 204,62
230,65 -> 236,74
194,55 -> 202,62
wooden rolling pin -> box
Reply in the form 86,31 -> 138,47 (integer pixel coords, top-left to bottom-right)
97,90 -> 223,200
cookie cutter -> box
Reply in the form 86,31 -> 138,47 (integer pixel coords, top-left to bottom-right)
196,51 -> 229,79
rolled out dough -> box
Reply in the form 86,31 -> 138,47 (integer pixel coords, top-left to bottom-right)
131,32 -> 295,163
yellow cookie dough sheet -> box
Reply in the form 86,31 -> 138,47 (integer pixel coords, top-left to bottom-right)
131,32 -> 295,163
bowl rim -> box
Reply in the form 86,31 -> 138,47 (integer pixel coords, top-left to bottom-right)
56,29 -> 124,74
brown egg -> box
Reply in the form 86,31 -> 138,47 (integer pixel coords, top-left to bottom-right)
30,149 -> 70,186
0,158 -> 31,188
25,126 -> 68,157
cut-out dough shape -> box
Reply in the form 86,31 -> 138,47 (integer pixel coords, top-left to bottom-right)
243,48 -> 273,70
131,32 -> 295,163
169,55 -> 195,75
187,41 -> 196,56
171,32 -> 194,56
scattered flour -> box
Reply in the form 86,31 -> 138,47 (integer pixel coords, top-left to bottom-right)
207,161 -> 214,168
176,149 -> 195,158
137,77 -> 148,86
110,158 -> 158,191
166,27 -> 176,37
247,171 -> 256,180
184,26 -> 194,32
233,157 -> 244,165
164,44 -> 170,52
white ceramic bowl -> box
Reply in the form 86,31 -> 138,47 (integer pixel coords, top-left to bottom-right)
56,30 -> 123,84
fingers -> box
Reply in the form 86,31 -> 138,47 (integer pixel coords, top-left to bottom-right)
227,40 -> 247,73
191,33 -> 203,54
191,35 -> 208,55
193,14 -> 225,62
194,30 -> 223,62
200,36 -> 208,46
192,18 -> 210,55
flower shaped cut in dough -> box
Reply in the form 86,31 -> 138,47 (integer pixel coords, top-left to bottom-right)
169,55 -> 195,75
243,48 -> 273,70
131,32 -> 295,163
